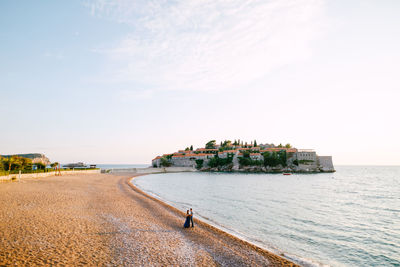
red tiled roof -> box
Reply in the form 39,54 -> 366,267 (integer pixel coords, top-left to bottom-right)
260,148 -> 298,153
171,153 -> 211,158
222,150 -> 238,153
196,148 -> 218,151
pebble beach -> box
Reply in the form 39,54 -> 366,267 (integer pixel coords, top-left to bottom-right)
0,173 -> 297,266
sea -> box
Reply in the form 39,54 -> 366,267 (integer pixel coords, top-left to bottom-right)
132,166 -> 400,267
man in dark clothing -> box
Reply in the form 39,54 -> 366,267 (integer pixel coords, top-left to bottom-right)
189,208 -> 194,227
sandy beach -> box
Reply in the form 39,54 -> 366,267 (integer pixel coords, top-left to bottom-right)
0,173 -> 297,266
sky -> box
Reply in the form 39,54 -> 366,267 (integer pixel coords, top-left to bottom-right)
1,0 -> 399,165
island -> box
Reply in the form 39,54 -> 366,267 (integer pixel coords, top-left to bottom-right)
152,140 -> 335,173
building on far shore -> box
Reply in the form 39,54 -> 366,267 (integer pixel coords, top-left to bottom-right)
63,162 -> 87,168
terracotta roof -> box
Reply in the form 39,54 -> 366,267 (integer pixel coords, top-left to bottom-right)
185,153 -> 206,157
196,148 -> 218,151
171,153 -> 211,158
260,148 -> 298,153
222,150 -> 238,153
250,153 -> 261,156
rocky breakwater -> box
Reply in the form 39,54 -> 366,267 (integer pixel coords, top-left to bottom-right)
199,155 -> 335,173
200,165 -> 335,173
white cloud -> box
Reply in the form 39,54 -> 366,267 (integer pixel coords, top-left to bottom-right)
87,0 -> 325,92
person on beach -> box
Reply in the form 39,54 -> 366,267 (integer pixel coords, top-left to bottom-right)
189,208 -> 194,227
183,210 -> 191,228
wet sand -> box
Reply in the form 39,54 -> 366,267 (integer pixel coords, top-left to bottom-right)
0,173 -> 297,266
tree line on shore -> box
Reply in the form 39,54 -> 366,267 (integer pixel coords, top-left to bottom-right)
0,156 -> 59,173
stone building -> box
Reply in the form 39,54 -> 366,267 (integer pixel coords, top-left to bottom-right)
317,156 -> 335,172
295,149 -> 317,161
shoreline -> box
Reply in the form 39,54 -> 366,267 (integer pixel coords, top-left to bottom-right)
129,174 -> 299,266
105,166 -> 335,175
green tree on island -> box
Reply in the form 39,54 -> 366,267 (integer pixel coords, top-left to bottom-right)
160,157 -> 171,167
222,140 -> 232,147
195,159 -> 203,169
254,140 -> 257,147
263,150 -> 287,167
190,145 -> 193,151
205,140 -> 216,149
208,154 -> 233,168
238,152 -> 263,166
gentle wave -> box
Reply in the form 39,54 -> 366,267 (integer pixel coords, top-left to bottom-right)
133,166 -> 400,267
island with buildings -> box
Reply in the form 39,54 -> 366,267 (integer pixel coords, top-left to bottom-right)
152,140 -> 335,173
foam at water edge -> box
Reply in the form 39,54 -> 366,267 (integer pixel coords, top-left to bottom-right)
283,253 -> 330,267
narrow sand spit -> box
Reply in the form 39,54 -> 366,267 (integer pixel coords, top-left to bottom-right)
0,173 -> 298,266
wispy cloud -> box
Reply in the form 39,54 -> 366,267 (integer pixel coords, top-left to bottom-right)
87,0 -> 325,92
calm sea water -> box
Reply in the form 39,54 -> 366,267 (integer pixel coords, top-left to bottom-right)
133,166 -> 400,267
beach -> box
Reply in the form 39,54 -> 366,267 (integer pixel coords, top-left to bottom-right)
0,173 -> 296,266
